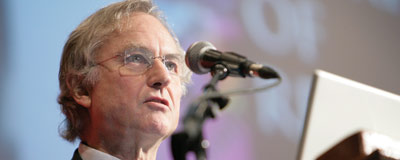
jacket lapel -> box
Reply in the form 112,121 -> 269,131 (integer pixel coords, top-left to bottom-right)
71,149 -> 82,160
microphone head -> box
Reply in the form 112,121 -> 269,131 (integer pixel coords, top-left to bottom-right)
185,41 -> 216,74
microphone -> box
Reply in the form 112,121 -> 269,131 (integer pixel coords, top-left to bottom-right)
185,41 -> 280,79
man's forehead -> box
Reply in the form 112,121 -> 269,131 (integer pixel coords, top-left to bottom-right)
97,12 -> 182,59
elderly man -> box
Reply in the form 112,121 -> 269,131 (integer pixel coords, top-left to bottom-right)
58,0 -> 191,159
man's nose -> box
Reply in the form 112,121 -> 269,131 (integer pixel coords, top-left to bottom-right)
146,59 -> 171,89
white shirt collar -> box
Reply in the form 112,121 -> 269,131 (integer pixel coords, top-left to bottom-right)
78,142 -> 120,160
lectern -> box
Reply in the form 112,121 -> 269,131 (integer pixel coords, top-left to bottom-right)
297,70 -> 400,160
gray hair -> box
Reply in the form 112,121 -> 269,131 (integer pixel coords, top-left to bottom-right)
58,0 -> 192,142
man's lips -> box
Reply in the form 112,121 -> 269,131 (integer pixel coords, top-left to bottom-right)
144,97 -> 170,109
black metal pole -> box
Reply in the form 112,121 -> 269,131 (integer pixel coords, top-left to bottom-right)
171,64 -> 230,160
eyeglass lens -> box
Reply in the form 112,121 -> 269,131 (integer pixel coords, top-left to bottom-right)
118,48 -> 182,77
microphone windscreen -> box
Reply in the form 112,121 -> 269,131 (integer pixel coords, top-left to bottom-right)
185,41 -> 216,74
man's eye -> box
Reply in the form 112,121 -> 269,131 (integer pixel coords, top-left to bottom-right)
165,61 -> 179,73
125,54 -> 148,64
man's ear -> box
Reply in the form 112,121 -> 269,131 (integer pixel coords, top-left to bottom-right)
66,75 -> 91,108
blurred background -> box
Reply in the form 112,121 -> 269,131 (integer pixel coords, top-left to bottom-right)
0,0 -> 399,159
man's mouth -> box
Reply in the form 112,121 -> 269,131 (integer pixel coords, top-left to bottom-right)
144,97 -> 169,107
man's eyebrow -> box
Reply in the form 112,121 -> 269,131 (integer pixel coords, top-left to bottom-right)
122,44 -> 152,55
121,43 -> 184,57
164,53 -> 184,60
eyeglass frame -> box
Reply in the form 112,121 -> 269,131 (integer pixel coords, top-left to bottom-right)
95,46 -> 185,78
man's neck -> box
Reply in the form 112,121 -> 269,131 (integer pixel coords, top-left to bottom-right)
81,128 -> 164,160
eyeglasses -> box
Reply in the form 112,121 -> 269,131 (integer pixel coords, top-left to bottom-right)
96,47 -> 184,77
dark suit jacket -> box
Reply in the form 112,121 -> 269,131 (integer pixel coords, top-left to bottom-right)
71,149 -> 82,160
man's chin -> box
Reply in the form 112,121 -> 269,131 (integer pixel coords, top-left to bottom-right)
145,120 -> 175,137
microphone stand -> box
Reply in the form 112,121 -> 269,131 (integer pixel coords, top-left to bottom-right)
171,64 -> 230,160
